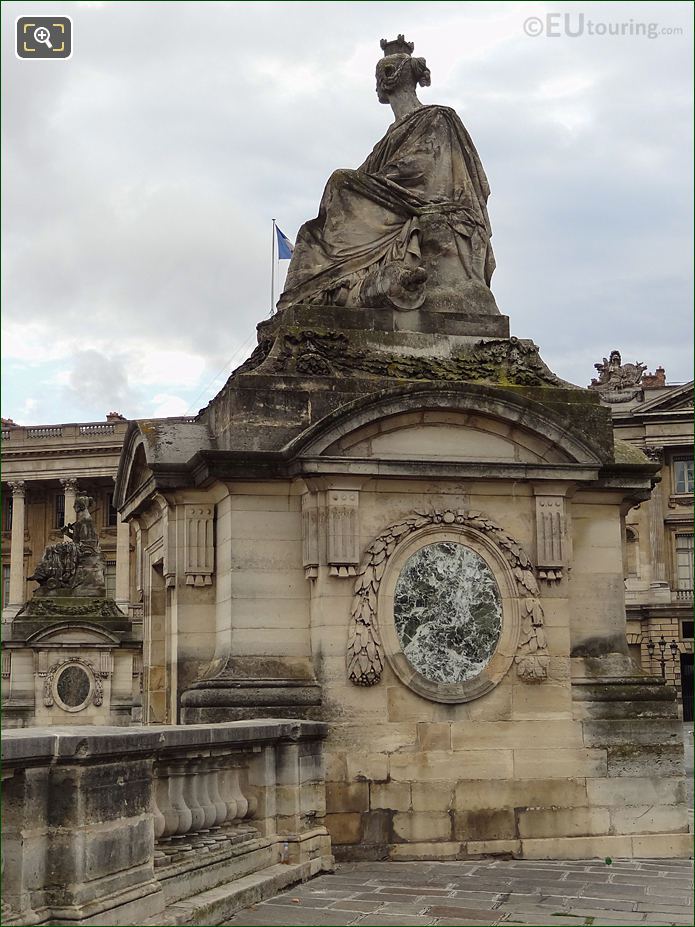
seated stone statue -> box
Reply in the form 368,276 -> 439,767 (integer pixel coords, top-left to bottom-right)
278,35 -> 499,316
28,494 -> 106,597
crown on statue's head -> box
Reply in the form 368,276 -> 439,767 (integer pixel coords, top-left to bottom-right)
380,34 -> 414,57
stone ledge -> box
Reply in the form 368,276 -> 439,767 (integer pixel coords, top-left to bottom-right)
259,303 -> 510,338
520,832 -> 693,860
1,719 -> 329,765
143,858 -> 334,926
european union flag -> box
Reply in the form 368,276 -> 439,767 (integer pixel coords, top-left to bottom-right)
276,226 -> 294,260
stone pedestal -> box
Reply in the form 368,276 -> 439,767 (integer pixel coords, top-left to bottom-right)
115,298 -> 687,861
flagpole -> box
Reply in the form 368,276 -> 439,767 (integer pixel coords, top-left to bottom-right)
270,218 -> 276,316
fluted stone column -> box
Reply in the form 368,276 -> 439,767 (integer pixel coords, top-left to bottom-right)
6,481 -> 26,616
59,477 -> 79,526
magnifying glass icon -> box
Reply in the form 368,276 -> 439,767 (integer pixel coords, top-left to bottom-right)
33,26 -> 53,49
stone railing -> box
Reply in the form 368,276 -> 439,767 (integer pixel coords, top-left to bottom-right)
25,426 -> 63,439
675,588 -> 693,602
1,720 -> 333,926
1,421 -> 128,448
78,423 -> 116,436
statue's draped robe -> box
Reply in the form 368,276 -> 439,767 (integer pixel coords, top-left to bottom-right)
278,105 -> 495,310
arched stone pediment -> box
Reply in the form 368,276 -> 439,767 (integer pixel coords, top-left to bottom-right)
114,424 -> 155,510
25,622 -> 122,646
323,411 -> 563,464
288,383 -> 606,467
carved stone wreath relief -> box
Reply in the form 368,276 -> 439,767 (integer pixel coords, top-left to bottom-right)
346,510 -> 550,690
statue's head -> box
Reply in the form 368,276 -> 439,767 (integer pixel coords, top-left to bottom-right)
74,494 -> 93,514
376,35 -> 431,104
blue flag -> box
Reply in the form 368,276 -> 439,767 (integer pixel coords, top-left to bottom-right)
276,226 -> 294,260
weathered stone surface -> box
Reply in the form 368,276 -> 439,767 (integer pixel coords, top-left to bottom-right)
370,782 -> 411,812
24,494 -> 107,600
103,33 -> 686,869
325,781 -> 369,813
277,36 -> 498,318
453,809 -> 516,842
392,811 -> 452,843
2,721 -> 334,925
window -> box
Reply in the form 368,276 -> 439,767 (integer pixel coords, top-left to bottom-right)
681,620 -> 694,640
675,534 -> 694,591
107,493 -> 118,527
55,493 -> 65,529
673,457 -> 694,495
2,563 -> 10,607
2,495 -> 13,531
105,560 -> 117,599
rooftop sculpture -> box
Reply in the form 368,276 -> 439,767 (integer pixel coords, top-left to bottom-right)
278,35 -> 499,316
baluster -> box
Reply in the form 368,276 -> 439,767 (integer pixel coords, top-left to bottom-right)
240,767 -> 258,819
226,765 -> 249,820
207,756 -> 229,840
198,757 -> 218,833
183,757 -> 213,847
167,761 -> 193,857
151,768 -> 168,866
152,769 -> 167,841
217,757 -> 239,825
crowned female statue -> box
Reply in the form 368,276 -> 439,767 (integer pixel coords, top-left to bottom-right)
278,35 -> 499,316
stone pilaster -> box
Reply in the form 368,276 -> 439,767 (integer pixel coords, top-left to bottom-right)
645,447 -> 670,600
115,515 -> 131,608
4,482 -> 26,619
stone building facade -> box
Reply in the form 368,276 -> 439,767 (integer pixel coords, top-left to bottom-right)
588,362 -> 694,717
1,414 -> 142,726
113,303 -> 689,861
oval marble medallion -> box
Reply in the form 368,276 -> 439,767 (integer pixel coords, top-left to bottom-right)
393,541 -> 502,684
56,664 -> 91,709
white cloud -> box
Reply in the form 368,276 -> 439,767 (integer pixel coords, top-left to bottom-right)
150,393 -> 190,417
1,0 -> 692,424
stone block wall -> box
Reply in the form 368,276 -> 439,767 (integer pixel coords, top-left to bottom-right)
323,707 -> 688,861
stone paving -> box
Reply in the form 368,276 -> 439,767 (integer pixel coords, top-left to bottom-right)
224,858 -> 694,927
225,727 -> 693,926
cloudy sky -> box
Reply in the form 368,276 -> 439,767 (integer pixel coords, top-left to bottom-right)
2,1 -> 692,425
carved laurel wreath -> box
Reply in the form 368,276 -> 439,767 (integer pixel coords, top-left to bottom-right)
43,658 -> 103,709
347,510 -> 550,688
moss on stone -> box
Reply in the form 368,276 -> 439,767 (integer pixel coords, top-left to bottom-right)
613,439 -> 650,464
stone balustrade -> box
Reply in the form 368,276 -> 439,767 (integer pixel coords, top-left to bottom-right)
1,719 -> 333,926
78,423 -> 116,436
1,422 -> 126,446
26,426 -> 64,438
